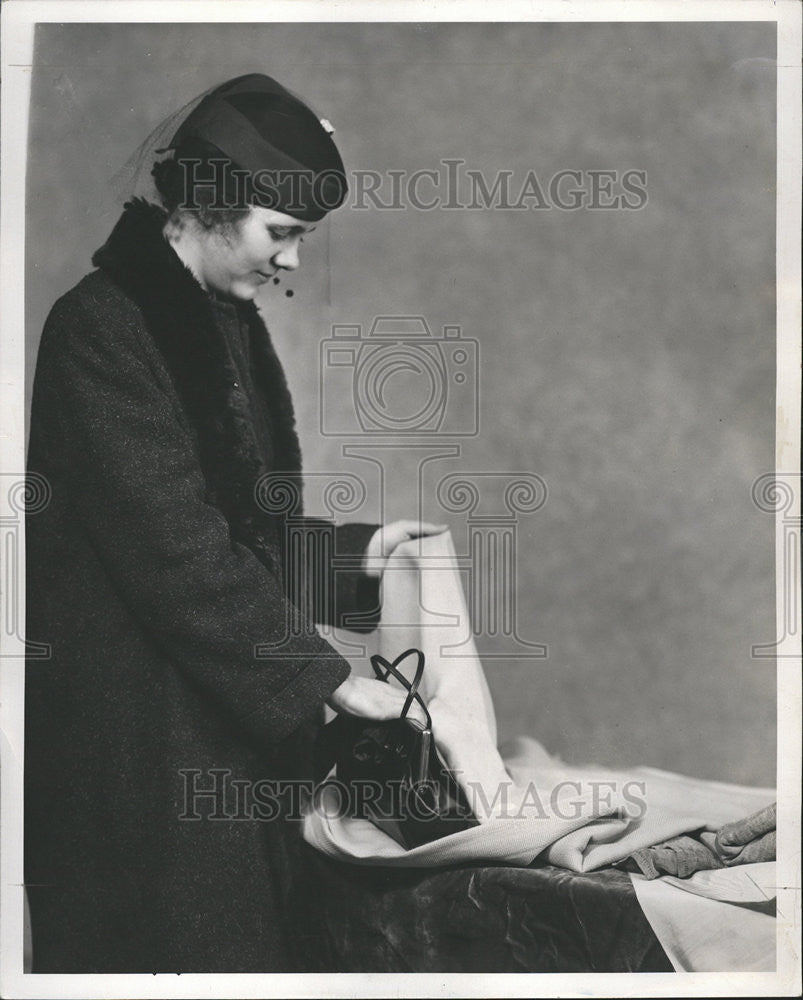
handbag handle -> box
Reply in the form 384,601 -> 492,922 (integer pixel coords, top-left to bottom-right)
370,648 -> 432,730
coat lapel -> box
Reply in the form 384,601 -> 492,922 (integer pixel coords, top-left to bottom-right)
91,198 -> 304,558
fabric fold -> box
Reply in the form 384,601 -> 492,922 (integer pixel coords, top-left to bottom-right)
303,532 -> 775,873
302,530 -> 777,971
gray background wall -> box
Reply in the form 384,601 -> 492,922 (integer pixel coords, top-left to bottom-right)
25,21 -> 776,785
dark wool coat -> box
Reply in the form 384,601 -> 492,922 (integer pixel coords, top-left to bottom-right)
24,199 -> 379,973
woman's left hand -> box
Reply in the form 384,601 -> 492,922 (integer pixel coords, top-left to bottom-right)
362,520 -> 448,579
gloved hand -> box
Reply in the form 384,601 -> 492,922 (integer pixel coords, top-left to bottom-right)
362,520 -> 448,579
712,802 -> 776,866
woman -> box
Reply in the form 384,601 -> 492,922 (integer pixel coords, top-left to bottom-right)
24,73 -> 441,973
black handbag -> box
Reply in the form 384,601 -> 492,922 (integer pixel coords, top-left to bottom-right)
314,648 -> 478,849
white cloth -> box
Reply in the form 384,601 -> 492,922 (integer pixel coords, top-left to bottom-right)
302,531 -> 776,969
303,735 -> 774,871
630,864 -> 776,971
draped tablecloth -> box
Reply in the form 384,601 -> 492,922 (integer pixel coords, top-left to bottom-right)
291,845 -> 673,973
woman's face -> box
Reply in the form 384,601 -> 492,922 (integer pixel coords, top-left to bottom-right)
193,206 -> 314,301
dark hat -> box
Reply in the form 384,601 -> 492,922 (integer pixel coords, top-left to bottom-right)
165,73 -> 347,221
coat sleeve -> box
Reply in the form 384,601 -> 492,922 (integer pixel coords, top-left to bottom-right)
289,519 -> 382,634
332,522 -> 382,632
34,292 -> 351,745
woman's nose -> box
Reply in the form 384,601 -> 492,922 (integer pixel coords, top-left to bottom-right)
273,241 -> 300,271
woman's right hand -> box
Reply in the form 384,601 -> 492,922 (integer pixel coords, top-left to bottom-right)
326,674 -> 427,724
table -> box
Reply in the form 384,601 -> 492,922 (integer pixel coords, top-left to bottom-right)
292,845 -> 673,973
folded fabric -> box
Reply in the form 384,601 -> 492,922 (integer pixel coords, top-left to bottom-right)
304,533 -> 775,873
628,834 -> 723,880
305,531 -> 778,972
713,802 -> 776,865
627,802 -> 777,880
715,828 -> 776,867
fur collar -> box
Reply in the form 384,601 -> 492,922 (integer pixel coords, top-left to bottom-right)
92,198 -> 304,561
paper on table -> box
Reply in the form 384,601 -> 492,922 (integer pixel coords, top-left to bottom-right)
651,861 -> 777,904
630,866 -> 776,972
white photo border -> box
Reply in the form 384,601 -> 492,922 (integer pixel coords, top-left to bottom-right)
1,2 -> 800,997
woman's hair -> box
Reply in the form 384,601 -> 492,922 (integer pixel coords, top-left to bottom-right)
151,138 -> 250,231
